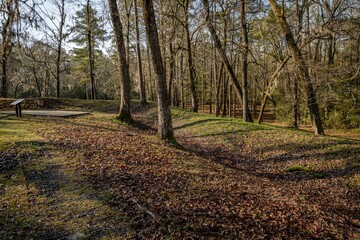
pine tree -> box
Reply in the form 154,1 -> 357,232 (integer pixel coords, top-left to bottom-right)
71,0 -> 106,99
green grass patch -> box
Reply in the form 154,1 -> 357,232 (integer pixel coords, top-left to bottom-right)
171,108 -> 275,140
0,118 -> 43,151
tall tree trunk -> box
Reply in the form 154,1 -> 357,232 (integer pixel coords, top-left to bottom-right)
292,75 -> 299,128
168,43 -> 175,105
233,89 -> 236,117
45,67 -> 50,97
1,0 -> 16,98
32,67 -> 42,97
86,0 -> 96,100
108,0 -> 133,123
0,56 -> 8,98
147,47 -> 155,101
228,84 -> 232,117
123,0 -> 132,63
202,0 -> 253,121
201,59 -> 205,113
172,51 -> 179,107
184,5 -> 198,112
56,0 -> 66,98
209,45 -> 214,114
268,0 -> 324,135
215,62 -> 223,116
134,0 -> 146,105
327,33 -> 336,65
292,0 -> 303,128
180,51 -> 185,109
222,76 -> 228,116
240,0 -> 251,121
141,0 -> 175,141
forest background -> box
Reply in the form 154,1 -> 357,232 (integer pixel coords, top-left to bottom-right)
1,0 -> 359,130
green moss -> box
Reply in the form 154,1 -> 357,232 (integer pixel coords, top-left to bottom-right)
115,113 -> 133,125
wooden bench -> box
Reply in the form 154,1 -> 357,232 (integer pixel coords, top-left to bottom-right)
10,99 -> 24,117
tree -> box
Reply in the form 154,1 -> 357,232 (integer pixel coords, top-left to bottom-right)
0,0 -> 18,97
141,0 -> 175,141
268,0 -> 324,135
108,0 -> 133,123
54,0 -> 67,98
71,0 -> 106,99
202,0 -> 253,122
22,41 -> 55,97
134,0 -> 146,105
37,0 -> 69,98
175,0 -> 199,112
240,0 -> 251,122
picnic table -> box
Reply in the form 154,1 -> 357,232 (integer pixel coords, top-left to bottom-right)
10,99 -> 24,117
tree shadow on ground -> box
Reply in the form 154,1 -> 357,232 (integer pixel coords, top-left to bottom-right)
131,119 -> 157,132
24,165 -> 63,197
1,140 -> 129,239
178,132 -> 360,179
174,118 -> 223,130
174,132 -> 360,237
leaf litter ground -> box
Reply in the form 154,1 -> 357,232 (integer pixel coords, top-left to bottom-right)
0,103 -> 359,239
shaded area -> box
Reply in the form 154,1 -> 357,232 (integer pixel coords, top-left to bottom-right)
0,152 -> 19,173
24,165 -> 63,197
0,138 -> 129,239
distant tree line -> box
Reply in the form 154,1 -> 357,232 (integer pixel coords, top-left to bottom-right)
1,0 -> 359,136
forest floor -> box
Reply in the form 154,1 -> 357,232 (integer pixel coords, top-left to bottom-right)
0,98 -> 359,239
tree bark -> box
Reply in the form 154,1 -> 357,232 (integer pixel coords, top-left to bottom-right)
215,62 -> 223,116
292,75 -> 299,128
123,0 -> 132,63
108,0 -> 133,123
134,0 -> 146,105
32,67 -> 42,97
86,0 -> 96,100
268,0 -> 324,135
1,0 -> 16,98
209,45 -> 214,114
180,51 -> 185,109
183,1 -> 198,112
168,43 -> 175,105
147,47 -> 155,101
141,0 -> 175,141
222,75 -> 228,116
240,0 -> 251,122
56,0 -> 66,98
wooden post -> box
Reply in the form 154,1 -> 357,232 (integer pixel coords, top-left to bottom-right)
18,104 -> 21,117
